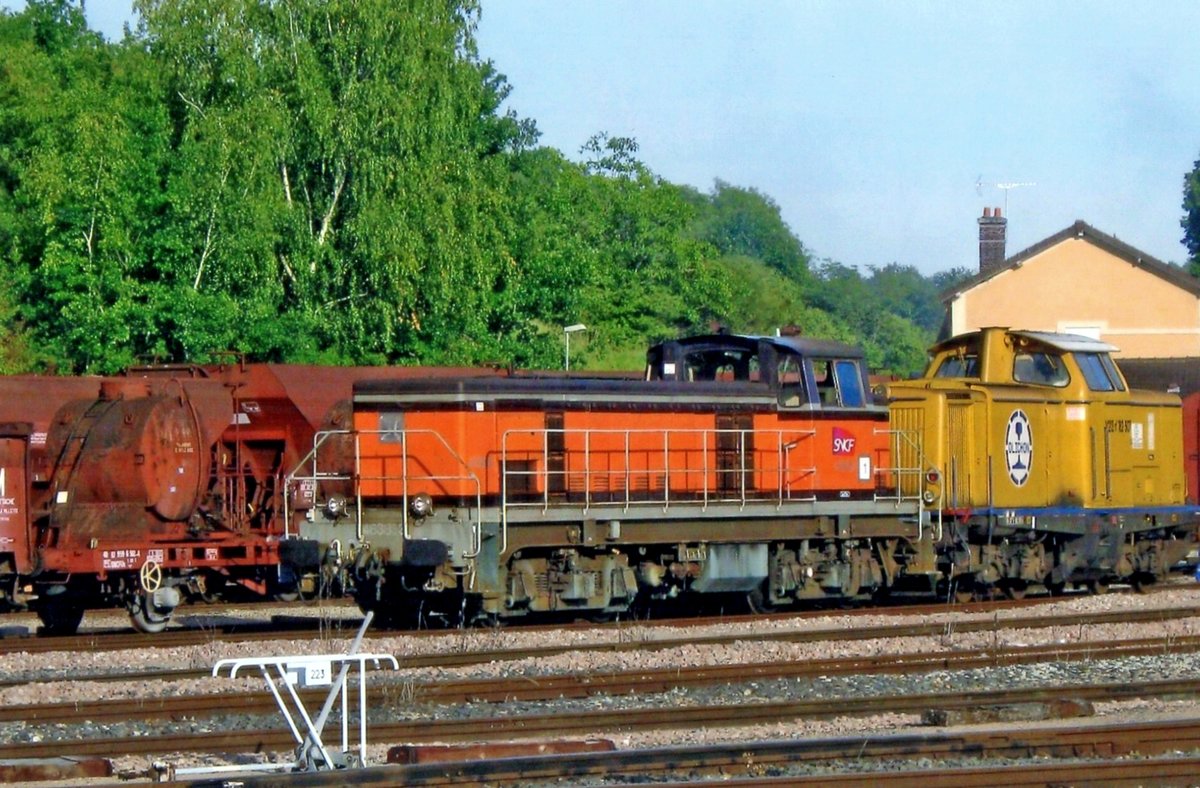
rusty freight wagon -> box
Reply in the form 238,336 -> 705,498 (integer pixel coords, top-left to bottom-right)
0,360 -> 511,634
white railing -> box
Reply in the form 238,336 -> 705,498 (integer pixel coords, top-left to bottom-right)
286,424 -> 929,557
285,429 -> 484,559
874,426 -> 938,540
498,427 -> 822,555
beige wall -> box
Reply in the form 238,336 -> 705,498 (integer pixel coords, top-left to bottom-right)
948,237 -> 1200,357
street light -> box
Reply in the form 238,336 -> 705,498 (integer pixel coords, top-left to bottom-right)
563,324 -> 586,372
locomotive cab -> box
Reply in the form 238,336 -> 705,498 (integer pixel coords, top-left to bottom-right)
646,333 -> 874,410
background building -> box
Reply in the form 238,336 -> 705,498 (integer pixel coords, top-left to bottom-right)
942,210 -> 1200,359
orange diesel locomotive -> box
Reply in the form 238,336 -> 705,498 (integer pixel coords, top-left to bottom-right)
291,333 -> 932,624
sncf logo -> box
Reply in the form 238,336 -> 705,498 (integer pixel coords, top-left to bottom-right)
832,427 -> 856,455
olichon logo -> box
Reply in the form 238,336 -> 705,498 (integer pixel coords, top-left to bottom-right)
1005,409 -> 1033,486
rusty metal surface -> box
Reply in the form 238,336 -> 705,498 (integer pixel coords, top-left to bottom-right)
44,383 -> 209,538
0,756 -> 111,783
387,739 -> 616,765
0,376 -> 104,435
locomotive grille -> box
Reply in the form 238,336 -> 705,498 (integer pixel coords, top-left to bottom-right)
946,402 -> 971,507
887,404 -> 925,498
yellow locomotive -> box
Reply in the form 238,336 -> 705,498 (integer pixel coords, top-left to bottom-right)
888,327 -> 1198,598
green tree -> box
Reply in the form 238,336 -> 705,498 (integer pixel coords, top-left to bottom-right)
0,1 -> 967,378
1183,156 -> 1200,275
0,1 -> 177,372
137,0 -> 531,365
808,260 -> 931,377
713,254 -> 847,340
689,180 -> 812,287
571,135 -> 730,368
864,263 -> 945,334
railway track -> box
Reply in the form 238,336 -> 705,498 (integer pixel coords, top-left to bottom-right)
12,631 -> 1200,726
2,581 -> 1193,655
8,675 -> 1200,762
3,602 -> 1197,688
160,720 -> 1200,787
5,593 -> 1200,784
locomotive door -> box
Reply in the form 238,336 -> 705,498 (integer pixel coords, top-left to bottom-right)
544,411 -> 565,499
716,413 -> 753,498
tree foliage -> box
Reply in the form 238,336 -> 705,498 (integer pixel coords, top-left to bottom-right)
0,1 -> 953,379
687,180 -> 812,287
1183,156 -> 1200,275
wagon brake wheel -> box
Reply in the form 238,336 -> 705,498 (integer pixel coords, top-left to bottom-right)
139,560 -> 163,593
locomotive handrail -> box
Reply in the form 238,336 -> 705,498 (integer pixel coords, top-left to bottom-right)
499,426 -> 820,554
873,426 -> 938,541
285,429 -> 484,560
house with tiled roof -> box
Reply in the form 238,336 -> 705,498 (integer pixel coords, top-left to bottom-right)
941,210 -> 1200,359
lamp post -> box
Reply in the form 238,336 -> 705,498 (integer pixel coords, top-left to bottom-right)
563,324 -> 586,372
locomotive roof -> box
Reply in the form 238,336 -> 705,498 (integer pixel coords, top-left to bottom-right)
656,332 -> 866,359
353,373 -> 771,400
930,328 -> 1119,355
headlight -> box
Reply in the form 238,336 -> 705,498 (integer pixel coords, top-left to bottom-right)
325,497 -> 346,518
410,493 -> 434,518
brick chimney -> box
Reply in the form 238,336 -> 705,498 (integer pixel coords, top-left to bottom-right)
978,206 -> 1007,274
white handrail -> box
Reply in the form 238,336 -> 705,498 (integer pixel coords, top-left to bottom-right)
285,429 -> 484,559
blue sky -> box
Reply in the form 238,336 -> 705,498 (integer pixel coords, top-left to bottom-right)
6,1 -> 1200,275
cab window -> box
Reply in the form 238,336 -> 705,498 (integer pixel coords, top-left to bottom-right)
808,358 -> 865,407
1013,352 -> 1069,387
1077,352 -> 1125,392
934,353 -> 979,378
834,360 -> 865,406
1099,354 -> 1126,392
812,359 -> 838,405
776,353 -> 805,407
683,349 -> 758,382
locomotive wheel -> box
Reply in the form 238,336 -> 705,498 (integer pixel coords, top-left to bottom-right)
947,577 -> 976,604
1001,580 -> 1028,600
130,595 -> 172,634
746,584 -> 778,615
1130,572 -> 1156,594
37,597 -> 84,635
1086,578 -> 1110,596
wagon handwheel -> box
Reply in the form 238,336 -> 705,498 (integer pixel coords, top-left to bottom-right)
139,560 -> 162,593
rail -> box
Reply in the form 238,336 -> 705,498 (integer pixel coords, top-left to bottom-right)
284,430 -> 484,559
501,427 -> 816,509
